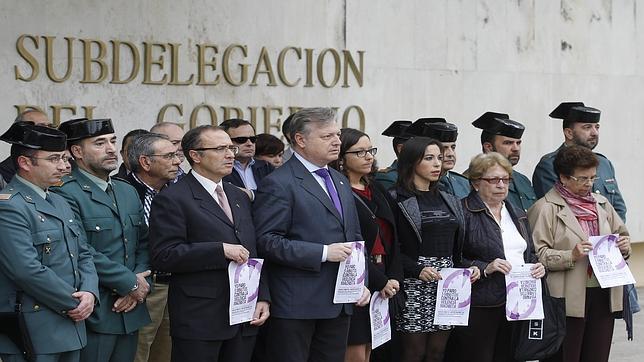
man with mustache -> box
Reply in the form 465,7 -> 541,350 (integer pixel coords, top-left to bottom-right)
0,122 -> 98,362
53,118 -> 151,362
472,112 -> 537,212
532,102 -> 626,221
407,118 -> 471,199
127,133 -> 180,362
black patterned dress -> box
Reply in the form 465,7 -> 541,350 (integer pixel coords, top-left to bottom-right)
397,191 -> 459,333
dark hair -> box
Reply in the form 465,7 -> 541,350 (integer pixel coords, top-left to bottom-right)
182,125 -> 223,166
255,133 -> 284,157
392,137 -> 406,156
396,137 -> 443,194
219,118 -> 254,132
553,144 -> 598,177
121,129 -> 149,150
10,144 -> 39,170
281,114 -> 294,143
329,128 -> 376,183
480,131 -> 495,148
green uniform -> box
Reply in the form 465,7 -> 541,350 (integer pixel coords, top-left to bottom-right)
374,160 -> 398,190
506,170 -> 537,212
438,171 -> 470,199
52,168 -> 151,362
0,176 -> 99,361
532,143 -> 627,221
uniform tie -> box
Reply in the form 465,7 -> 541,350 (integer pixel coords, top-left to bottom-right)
215,184 -> 234,223
313,168 -> 343,218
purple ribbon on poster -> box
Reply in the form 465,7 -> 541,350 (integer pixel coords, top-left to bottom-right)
506,281 -> 537,320
443,268 -> 471,308
594,234 -> 627,269
233,259 -> 263,302
371,293 -> 390,325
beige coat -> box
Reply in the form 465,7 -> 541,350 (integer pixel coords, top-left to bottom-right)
527,188 -> 629,318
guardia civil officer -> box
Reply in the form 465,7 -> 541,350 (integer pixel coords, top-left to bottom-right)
0,122 -> 99,362
374,120 -> 411,190
407,118 -> 470,199
472,112 -> 537,212
532,102 -> 627,221
53,118 -> 151,362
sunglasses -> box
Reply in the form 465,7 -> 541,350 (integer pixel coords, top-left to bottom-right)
230,136 -> 257,144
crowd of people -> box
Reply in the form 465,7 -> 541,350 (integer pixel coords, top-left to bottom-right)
0,103 -> 633,362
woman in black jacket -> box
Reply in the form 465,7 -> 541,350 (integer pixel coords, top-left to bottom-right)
391,137 -> 479,362
330,128 -> 404,362
449,152 -> 545,362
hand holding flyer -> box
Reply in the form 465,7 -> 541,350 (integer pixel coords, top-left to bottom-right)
505,264 -> 544,321
588,234 -> 636,288
228,258 -> 264,325
333,241 -> 366,304
433,268 -> 472,326
369,292 -> 391,349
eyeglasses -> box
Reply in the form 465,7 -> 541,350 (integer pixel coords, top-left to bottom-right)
230,136 -> 257,144
30,154 -> 69,164
569,175 -> 598,184
345,147 -> 378,158
479,177 -> 512,185
192,145 -> 240,155
146,152 -> 182,161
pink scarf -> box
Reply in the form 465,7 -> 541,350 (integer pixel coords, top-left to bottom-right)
555,181 -> 599,237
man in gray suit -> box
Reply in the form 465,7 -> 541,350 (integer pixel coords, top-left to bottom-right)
253,107 -> 370,362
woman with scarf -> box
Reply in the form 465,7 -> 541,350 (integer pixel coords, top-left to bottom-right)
528,145 -> 631,362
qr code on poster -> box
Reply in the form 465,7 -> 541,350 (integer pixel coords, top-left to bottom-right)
341,265 -> 357,285
372,310 -> 383,329
234,283 -> 248,305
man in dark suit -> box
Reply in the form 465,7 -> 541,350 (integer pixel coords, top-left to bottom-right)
149,125 -> 270,362
253,107 -> 370,362
220,119 -> 274,192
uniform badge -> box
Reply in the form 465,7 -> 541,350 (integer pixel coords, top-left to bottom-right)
44,244 -> 52,254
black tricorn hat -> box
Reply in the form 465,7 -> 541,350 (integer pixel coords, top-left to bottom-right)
472,112 -> 524,139
381,120 -> 412,139
549,102 -> 600,126
408,118 -> 458,142
0,122 -> 67,151
58,118 -> 115,141
406,118 -> 446,137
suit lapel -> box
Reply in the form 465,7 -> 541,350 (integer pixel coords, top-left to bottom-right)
225,183 -> 250,248
329,169 -> 350,226
187,173 -> 234,228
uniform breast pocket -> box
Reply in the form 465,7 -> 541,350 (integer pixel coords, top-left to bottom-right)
31,229 -> 63,265
128,214 -> 146,240
82,217 -> 114,245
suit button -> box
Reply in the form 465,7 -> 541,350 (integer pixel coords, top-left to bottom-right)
69,219 -> 73,223
125,254 -> 129,260
47,236 -> 51,242
33,305 -> 40,311
61,310 -> 67,314
70,253 -> 74,258
95,225 -> 101,230
595,190 -> 601,194
124,238 -> 128,243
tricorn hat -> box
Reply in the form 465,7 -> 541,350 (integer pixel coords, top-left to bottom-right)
58,118 -> 115,141
0,122 -> 67,151
408,118 -> 458,142
472,112 -> 524,139
381,120 -> 412,139
549,102 -> 600,127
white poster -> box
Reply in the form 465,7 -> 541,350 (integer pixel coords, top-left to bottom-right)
433,268 -> 472,326
588,234 -> 636,288
333,241 -> 366,304
228,258 -> 263,325
505,264 -> 544,321
369,292 -> 392,349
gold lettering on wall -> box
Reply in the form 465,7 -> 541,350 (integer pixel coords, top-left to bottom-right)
250,47 -> 278,86
222,44 -> 249,86
110,40 -> 140,84
342,50 -> 364,88
157,104 -> 184,123
14,35 -> 40,81
44,36 -> 74,83
168,43 -> 194,85
317,48 -> 341,88
143,42 -> 168,85
189,103 -> 217,128
197,44 -> 220,85
80,39 -> 108,83
277,47 -> 302,87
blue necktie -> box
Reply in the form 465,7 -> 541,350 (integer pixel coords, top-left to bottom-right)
314,168 -> 343,218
